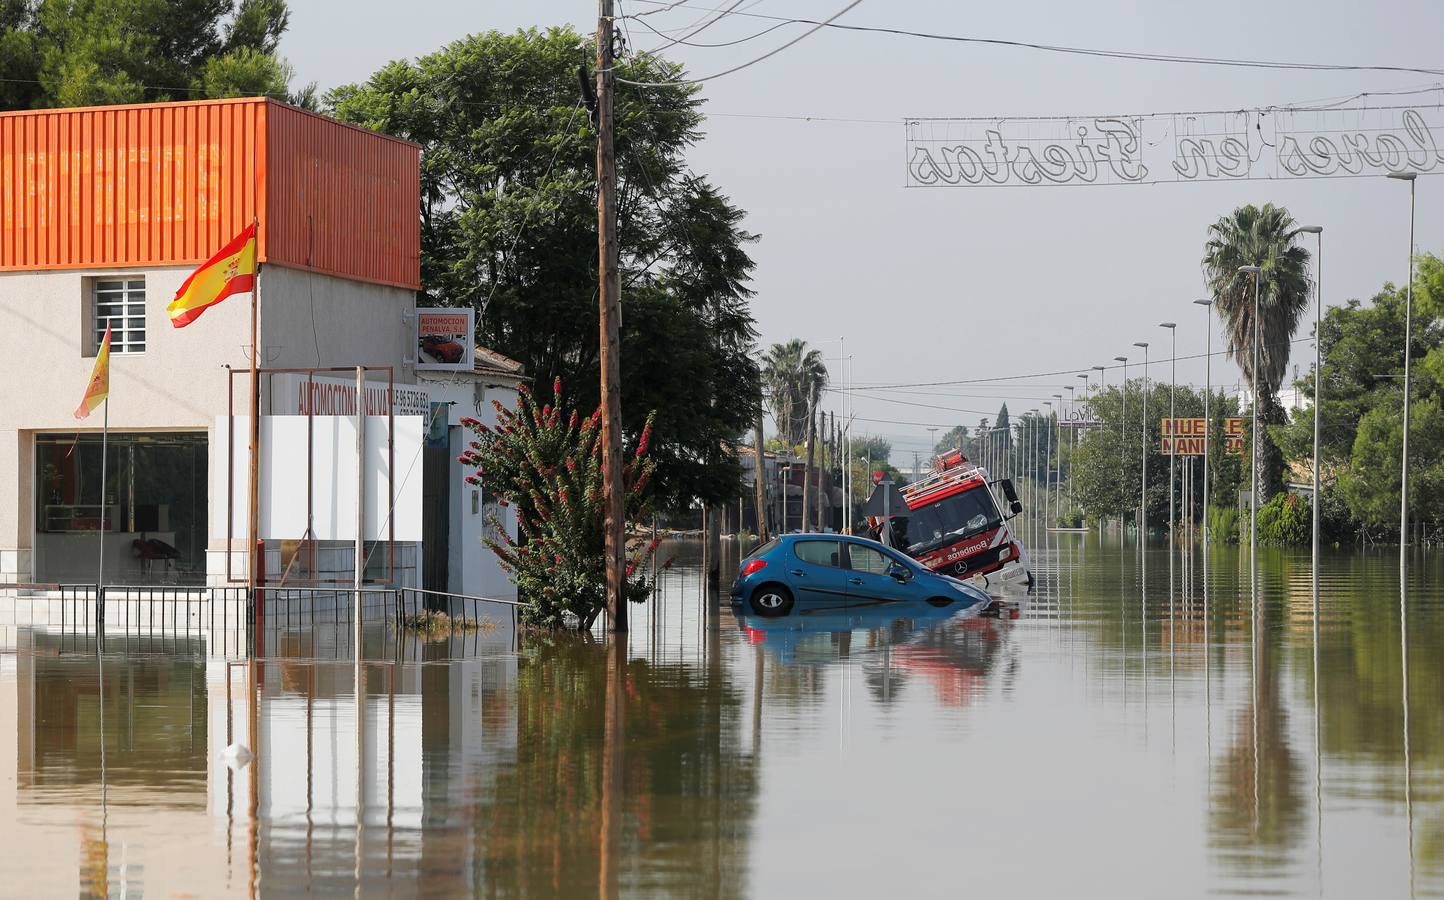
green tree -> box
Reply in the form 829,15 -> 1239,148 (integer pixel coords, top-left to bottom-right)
762,339 -> 828,446
1202,203 -> 1313,497
932,424 -> 967,456
328,28 -> 761,512
0,0 -> 311,110
1276,252 -> 1444,540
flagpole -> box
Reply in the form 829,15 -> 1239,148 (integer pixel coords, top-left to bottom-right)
97,397 -> 109,590
248,218 -> 263,622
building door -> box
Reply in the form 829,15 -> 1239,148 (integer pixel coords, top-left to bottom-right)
420,440 -> 451,594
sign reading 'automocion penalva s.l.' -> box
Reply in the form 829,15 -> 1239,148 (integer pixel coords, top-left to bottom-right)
906,102 -> 1444,187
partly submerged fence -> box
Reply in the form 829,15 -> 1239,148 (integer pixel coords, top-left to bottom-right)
0,582 -> 520,655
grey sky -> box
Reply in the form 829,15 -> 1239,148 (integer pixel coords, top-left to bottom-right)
286,0 -> 1443,463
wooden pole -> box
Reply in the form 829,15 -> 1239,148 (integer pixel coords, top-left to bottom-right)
752,412 -> 768,541
597,0 -> 627,632
801,385 -> 816,532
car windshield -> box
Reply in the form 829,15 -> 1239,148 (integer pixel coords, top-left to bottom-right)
906,486 -> 1001,554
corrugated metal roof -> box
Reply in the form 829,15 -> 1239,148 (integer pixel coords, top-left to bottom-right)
0,98 -> 420,289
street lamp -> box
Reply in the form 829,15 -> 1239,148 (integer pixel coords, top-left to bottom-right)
1193,299 -> 1214,551
1052,394 -> 1064,525
1296,225 -> 1323,608
1160,322 -> 1177,547
1115,356 -> 1129,535
1387,172 -> 1416,588
1065,385 -> 1076,513
1238,264 -> 1262,591
1133,342 -> 1150,539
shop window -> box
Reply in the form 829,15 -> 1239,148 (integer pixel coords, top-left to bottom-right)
92,278 -> 146,354
34,432 -> 207,585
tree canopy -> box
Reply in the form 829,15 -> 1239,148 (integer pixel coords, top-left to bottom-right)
328,28 -> 762,511
762,339 -> 828,446
0,0 -> 312,110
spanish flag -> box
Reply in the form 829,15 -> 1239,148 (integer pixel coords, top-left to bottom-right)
166,222 -> 258,327
75,325 -> 111,420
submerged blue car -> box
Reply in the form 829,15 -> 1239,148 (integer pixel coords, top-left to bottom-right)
730,533 -> 993,617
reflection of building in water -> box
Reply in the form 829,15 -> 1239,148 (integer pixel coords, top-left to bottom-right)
0,630 -> 520,895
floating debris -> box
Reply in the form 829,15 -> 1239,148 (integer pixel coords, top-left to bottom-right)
397,610 -> 495,639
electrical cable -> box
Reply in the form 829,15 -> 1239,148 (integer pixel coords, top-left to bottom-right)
620,0 -> 1444,78
617,0 -> 865,87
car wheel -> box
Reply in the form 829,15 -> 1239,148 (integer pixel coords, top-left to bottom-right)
749,583 -> 794,617
926,596 -> 954,608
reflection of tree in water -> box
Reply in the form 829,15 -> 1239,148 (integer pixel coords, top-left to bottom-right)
863,616 -> 1010,708
1210,598 -> 1306,872
470,634 -> 758,897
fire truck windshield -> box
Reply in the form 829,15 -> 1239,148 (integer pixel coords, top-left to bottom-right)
906,486 -> 1001,555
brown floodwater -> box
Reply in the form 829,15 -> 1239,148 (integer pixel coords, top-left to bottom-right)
2,534 -> 1442,897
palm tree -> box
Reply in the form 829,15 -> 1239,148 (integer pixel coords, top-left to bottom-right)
762,339 -> 828,446
1202,203 -> 1312,497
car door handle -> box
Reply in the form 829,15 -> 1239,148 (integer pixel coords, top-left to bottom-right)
848,577 -> 863,585
789,569 -> 805,577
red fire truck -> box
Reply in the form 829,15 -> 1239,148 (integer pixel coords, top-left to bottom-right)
897,450 -> 1032,591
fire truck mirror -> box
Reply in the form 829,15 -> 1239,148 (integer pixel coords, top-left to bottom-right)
1010,500 -> 1024,516
999,479 -> 1020,504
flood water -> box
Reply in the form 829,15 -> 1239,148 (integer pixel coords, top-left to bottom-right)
2,535 -> 1442,897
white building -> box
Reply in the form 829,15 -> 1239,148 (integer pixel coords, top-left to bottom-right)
0,98 -> 518,599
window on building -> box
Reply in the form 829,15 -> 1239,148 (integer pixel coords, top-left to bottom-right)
93,278 -> 145,354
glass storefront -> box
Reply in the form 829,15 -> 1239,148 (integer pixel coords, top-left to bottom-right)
34,432 -> 207,585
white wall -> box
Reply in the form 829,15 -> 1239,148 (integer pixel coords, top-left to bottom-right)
0,263 -> 414,581
418,375 -> 519,602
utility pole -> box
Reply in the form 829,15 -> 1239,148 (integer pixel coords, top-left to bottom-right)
597,0 -> 626,631
753,411 -> 768,541
801,385 -> 816,532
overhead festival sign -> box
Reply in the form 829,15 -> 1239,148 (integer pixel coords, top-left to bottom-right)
905,100 -> 1444,187
1160,417 -> 1245,456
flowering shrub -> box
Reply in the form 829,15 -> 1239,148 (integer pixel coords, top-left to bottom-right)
458,379 -> 659,630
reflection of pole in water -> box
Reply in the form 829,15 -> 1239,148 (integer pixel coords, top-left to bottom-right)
96,638 -> 109,897
1401,575 -> 1415,898
354,653 -> 364,896
1312,553 -> 1323,893
600,637 -> 626,900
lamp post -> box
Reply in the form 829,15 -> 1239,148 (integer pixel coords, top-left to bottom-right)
1133,342 -> 1150,539
1297,225 -> 1323,609
1042,401 -> 1053,528
1192,299 -> 1214,551
1238,265 -> 1262,591
1160,322 -> 1177,547
1052,395 -> 1063,526
1387,172 -> 1416,587
1115,356 -> 1128,536
1065,385 -> 1076,514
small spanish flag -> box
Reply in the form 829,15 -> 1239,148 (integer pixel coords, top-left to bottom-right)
167,221 -> 258,327
75,325 -> 111,420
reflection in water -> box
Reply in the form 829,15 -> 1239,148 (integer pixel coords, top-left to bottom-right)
0,540 -> 1442,896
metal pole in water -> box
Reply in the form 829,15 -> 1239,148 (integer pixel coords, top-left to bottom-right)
355,366 -> 365,664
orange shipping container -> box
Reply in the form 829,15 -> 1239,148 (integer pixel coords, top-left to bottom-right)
0,97 -> 420,290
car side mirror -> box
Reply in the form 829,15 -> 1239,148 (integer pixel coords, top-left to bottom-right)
887,563 -> 912,583
1010,500 -> 1023,516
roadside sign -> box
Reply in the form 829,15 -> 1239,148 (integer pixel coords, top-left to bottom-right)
1159,417 -> 1247,455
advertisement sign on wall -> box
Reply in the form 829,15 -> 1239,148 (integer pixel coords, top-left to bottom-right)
415,308 -> 475,371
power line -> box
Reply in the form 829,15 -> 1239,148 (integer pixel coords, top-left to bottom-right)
621,0 -> 1444,77
617,0 -> 866,87
847,337 -> 1313,390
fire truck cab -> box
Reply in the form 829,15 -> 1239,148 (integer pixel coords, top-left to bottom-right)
898,450 -> 1032,592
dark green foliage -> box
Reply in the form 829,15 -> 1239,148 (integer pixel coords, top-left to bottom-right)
0,0 -> 311,110
1069,380 -> 1243,528
762,339 -> 827,446
329,28 -> 761,511
1256,493 -> 1310,545
1207,504 -> 1240,544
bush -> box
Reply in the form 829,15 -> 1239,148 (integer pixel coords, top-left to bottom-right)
1257,492 -> 1311,545
1207,504 -> 1240,544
